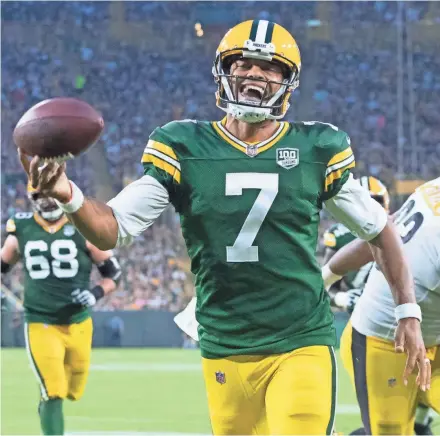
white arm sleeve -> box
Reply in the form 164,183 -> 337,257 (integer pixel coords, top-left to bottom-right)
107,175 -> 170,247
324,174 -> 388,241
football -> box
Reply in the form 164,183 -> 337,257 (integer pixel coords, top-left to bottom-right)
13,97 -> 104,160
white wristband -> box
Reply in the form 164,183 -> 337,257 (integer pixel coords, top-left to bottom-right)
322,264 -> 343,290
395,303 -> 422,323
55,181 -> 84,214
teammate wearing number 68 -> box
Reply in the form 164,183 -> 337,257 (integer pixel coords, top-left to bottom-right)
20,19 -> 429,435
1,182 -> 121,435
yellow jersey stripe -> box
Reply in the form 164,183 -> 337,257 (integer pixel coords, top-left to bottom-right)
212,121 -> 243,153
145,140 -> 178,161
327,146 -> 353,167
142,148 -> 181,170
323,232 -> 337,248
142,154 -> 181,183
325,160 -> 356,191
326,154 -> 355,176
212,120 -> 288,155
258,122 -> 290,153
33,213 -> 69,234
6,219 -> 16,233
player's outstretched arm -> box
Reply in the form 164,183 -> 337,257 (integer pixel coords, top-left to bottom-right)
19,149 -> 171,250
1,235 -> 20,274
324,175 -> 430,391
325,220 -> 430,391
19,150 -> 120,250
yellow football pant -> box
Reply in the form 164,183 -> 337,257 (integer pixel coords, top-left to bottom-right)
24,318 -> 93,401
340,321 -> 440,435
202,345 -> 337,435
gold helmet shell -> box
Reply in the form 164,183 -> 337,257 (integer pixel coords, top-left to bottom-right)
360,176 -> 390,212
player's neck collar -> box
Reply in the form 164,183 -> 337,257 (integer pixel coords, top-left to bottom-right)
33,213 -> 68,234
212,117 -> 289,157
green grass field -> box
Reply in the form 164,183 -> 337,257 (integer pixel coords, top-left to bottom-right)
1,348 -> 438,435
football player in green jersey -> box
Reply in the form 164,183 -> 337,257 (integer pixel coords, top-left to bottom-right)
1,184 -> 121,435
21,19 -> 427,435
323,176 -> 390,313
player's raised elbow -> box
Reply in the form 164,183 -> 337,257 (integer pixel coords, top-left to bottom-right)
94,239 -> 117,252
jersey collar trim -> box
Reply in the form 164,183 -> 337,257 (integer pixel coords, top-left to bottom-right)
33,213 -> 68,234
212,119 -> 289,156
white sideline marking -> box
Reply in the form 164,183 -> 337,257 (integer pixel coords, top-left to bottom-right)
67,404 -> 361,433
90,363 -> 201,372
68,433 -> 209,435
68,416 -> 156,423
337,404 -> 360,414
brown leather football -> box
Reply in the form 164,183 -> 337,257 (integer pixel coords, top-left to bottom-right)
13,97 -> 104,159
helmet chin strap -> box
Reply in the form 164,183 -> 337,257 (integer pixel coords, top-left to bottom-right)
39,208 -> 64,222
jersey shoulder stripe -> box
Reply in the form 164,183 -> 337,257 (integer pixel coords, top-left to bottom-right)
327,146 -> 353,167
145,139 -> 179,161
323,231 -> 337,248
141,140 -> 181,183
6,218 -> 16,234
325,153 -> 355,192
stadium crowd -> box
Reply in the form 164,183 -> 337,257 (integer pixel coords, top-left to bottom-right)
2,1 -> 439,311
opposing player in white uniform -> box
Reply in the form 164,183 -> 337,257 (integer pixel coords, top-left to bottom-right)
325,178 -> 440,435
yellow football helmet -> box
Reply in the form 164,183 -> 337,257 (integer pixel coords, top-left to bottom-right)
213,20 -> 301,123
360,176 -> 390,212
27,181 -> 63,222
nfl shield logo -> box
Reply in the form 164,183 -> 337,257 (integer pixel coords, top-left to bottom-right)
63,225 -> 75,237
388,377 -> 397,388
246,144 -> 258,157
276,148 -> 299,169
215,371 -> 226,385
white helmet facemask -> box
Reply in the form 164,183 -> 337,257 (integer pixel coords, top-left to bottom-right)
29,193 -> 64,222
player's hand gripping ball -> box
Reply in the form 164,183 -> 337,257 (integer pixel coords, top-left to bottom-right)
13,97 -> 104,162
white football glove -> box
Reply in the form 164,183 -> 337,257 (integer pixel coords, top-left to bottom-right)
71,289 -> 97,307
334,288 -> 362,314
174,297 -> 199,341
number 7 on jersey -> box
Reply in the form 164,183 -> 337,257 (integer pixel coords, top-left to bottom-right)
225,173 -> 279,262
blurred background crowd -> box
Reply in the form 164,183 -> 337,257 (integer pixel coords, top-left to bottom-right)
2,1 -> 439,312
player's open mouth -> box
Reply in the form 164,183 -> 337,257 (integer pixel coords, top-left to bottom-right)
238,83 -> 266,103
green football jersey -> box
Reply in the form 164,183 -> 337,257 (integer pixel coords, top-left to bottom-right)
323,223 -> 356,251
6,213 -> 93,324
142,118 -> 355,358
